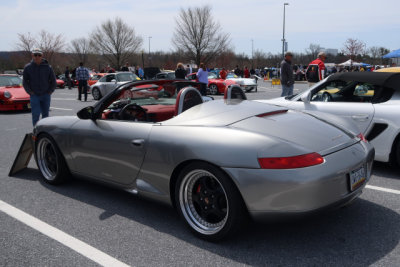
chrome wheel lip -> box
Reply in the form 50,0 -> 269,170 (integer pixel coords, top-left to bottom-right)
179,169 -> 228,235
209,85 -> 218,95
36,138 -> 58,181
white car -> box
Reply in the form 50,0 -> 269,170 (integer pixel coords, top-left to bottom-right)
91,72 -> 140,100
259,72 -> 400,165
226,73 -> 258,92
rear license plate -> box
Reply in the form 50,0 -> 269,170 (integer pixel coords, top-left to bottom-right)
349,165 -> 366,191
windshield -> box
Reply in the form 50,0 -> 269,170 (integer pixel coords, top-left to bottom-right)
117,72 -> 139,82
208,73 -> 217,79
0,76 -> 22,87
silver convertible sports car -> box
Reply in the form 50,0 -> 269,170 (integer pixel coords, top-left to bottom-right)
32,79 -> 374,241
260,72 -> 400,166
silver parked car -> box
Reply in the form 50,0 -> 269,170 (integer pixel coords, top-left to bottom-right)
91,72 -> 140,100
226,73 -> 258,92
32,79 -> 374,241
260,72 -> 400,165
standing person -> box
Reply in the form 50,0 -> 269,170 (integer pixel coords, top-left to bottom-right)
234,65 -> 241,77
76,62 -> 90,101
121,62 -> 130,71
219,67 -> 228,79
138,67 -> 144,79
64,66 -> 71,89
196,63 -> 208,96
185,64 -> 192,75
175,63 -> 187,79
306,52 -> 327,87
244,66 -> 250,78
280,52 -> 294,97
22,48 -> 56,126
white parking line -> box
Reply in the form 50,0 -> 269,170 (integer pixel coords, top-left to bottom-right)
366,185 -> 400,195
50,107 -> 73,111
0,200 -> 130,267
52,98 -> 77,101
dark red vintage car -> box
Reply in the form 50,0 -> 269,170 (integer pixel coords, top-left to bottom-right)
186,72 -> 237,95
0,75 -> 30,111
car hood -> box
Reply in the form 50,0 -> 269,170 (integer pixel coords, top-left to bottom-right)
1,86 -> 30,100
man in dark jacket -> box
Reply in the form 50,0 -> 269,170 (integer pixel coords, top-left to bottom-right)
280,51 -> 294,97
23,49 -> 56,126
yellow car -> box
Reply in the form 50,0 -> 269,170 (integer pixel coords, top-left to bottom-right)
375,67 -> 400,73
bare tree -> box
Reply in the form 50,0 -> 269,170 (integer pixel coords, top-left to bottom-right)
16,32 -> 37,60
172,5 -> 231,67
342,38 -> 366,61
69,38 -> 91,65
16,30 -> 65,64
305,43 -> 321,61
90,17 -> 143,69
37,30 -> 65,64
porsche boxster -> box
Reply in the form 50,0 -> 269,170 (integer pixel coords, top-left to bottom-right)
32,79 -> 374,241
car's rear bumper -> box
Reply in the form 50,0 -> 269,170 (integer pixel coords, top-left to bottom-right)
222,141 -> 374,221
0,100 -> 30,111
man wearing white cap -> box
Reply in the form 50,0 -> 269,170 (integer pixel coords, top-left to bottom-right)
22,49 -> 56,126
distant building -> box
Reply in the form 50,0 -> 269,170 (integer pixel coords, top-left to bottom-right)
321,48 -> 339,56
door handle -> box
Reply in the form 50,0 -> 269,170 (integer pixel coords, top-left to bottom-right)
351,114 -> 369,121
131,139 -> 145,147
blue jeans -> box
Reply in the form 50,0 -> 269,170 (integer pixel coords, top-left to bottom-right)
78,80 -> 88,101
281,84 -> 294,97
30,94 -> 51,126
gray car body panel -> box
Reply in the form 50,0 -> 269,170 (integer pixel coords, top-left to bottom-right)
34,80 -> 374,220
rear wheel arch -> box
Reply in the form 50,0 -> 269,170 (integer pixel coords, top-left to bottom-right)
169,160 -> 247,212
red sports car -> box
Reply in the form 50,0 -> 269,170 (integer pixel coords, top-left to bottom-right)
56,79 -> 65,88
0,74 -> 30,111
187,72 -> 237,95
88,73 -> 106,86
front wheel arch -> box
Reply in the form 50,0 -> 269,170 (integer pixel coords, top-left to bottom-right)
34,132 -> 71,184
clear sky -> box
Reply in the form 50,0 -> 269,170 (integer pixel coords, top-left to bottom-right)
1,0 -> 399,55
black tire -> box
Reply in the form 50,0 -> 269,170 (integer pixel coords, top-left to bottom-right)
209,84 -> 219,95
35,134 -> 69,185
394,141 -> 400,167
175,162 -> 247,241
92,87 -> 102,100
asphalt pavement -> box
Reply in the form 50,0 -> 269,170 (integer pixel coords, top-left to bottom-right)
0,81 -> 399,266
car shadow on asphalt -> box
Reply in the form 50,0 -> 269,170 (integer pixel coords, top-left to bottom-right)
11,168 -> 400,266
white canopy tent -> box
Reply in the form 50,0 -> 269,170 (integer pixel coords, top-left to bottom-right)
338,59 -> 362,67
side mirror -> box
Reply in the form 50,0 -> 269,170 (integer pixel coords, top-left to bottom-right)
111,79 -> 117,83
301,91 -> 311,103
77,106 -> 94,120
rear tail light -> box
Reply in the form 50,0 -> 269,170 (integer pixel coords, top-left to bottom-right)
357,133 -> 368,143
258,153 -> 324,169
